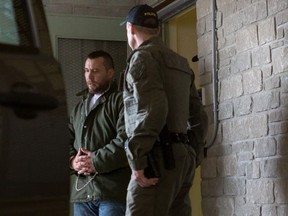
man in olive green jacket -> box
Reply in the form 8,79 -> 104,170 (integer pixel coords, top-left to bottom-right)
69,50 -> 130,216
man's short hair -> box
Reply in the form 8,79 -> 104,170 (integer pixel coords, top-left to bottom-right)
134,25 -> 159,35
87,50 -> 114,70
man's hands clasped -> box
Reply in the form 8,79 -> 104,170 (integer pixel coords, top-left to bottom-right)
71,148 -> 96,176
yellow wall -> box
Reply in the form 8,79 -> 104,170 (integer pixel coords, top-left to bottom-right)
164,7 -> 200,88
164,7 -> 203,216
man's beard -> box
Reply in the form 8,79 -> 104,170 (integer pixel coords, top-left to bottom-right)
88,80 -> 110,94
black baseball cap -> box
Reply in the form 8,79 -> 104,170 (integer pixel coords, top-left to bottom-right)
120,4 -> 159,28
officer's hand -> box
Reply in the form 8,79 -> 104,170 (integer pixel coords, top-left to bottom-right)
132,170 -> 158,188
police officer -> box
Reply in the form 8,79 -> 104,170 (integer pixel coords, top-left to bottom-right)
121,4 -> 198,216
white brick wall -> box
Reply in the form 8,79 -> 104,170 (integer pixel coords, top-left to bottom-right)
198,0 -> 288,214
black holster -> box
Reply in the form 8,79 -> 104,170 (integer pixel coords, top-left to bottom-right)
159,125 -> 175,170
144,126 -> 176,179
144,146 -> 161,178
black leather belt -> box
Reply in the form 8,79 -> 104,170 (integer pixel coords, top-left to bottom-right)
170,133 -> 188,143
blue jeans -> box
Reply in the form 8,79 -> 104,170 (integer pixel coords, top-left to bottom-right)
74,200 -> 126,216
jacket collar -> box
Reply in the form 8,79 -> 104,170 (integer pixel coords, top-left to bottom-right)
127,36 -> 163,62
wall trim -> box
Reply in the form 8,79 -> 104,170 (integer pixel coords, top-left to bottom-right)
157,0 -> 196,22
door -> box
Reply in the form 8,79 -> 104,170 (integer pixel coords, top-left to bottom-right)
0,0 -> 69,215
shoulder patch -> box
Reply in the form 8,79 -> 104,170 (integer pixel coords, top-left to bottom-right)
127,51 -> 149,82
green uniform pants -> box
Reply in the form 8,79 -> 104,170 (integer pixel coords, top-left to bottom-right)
126,143 -> 196,216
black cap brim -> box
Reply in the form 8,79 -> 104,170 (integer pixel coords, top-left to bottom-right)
120,20 -> 126,26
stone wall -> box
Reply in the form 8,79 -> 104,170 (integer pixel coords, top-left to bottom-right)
197,0 -> 288,215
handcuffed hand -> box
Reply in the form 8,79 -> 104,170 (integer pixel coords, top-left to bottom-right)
71,148 -> 96,175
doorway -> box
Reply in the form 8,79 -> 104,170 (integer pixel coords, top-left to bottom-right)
164,7 -> 203,216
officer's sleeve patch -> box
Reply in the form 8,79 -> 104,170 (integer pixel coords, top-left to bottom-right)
127,52 -> 146,82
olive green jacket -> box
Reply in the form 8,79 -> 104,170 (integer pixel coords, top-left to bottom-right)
123,37 -> 194,171
69,81 -> 130,203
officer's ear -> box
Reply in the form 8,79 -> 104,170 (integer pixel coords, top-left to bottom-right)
127,22 -> 135,35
